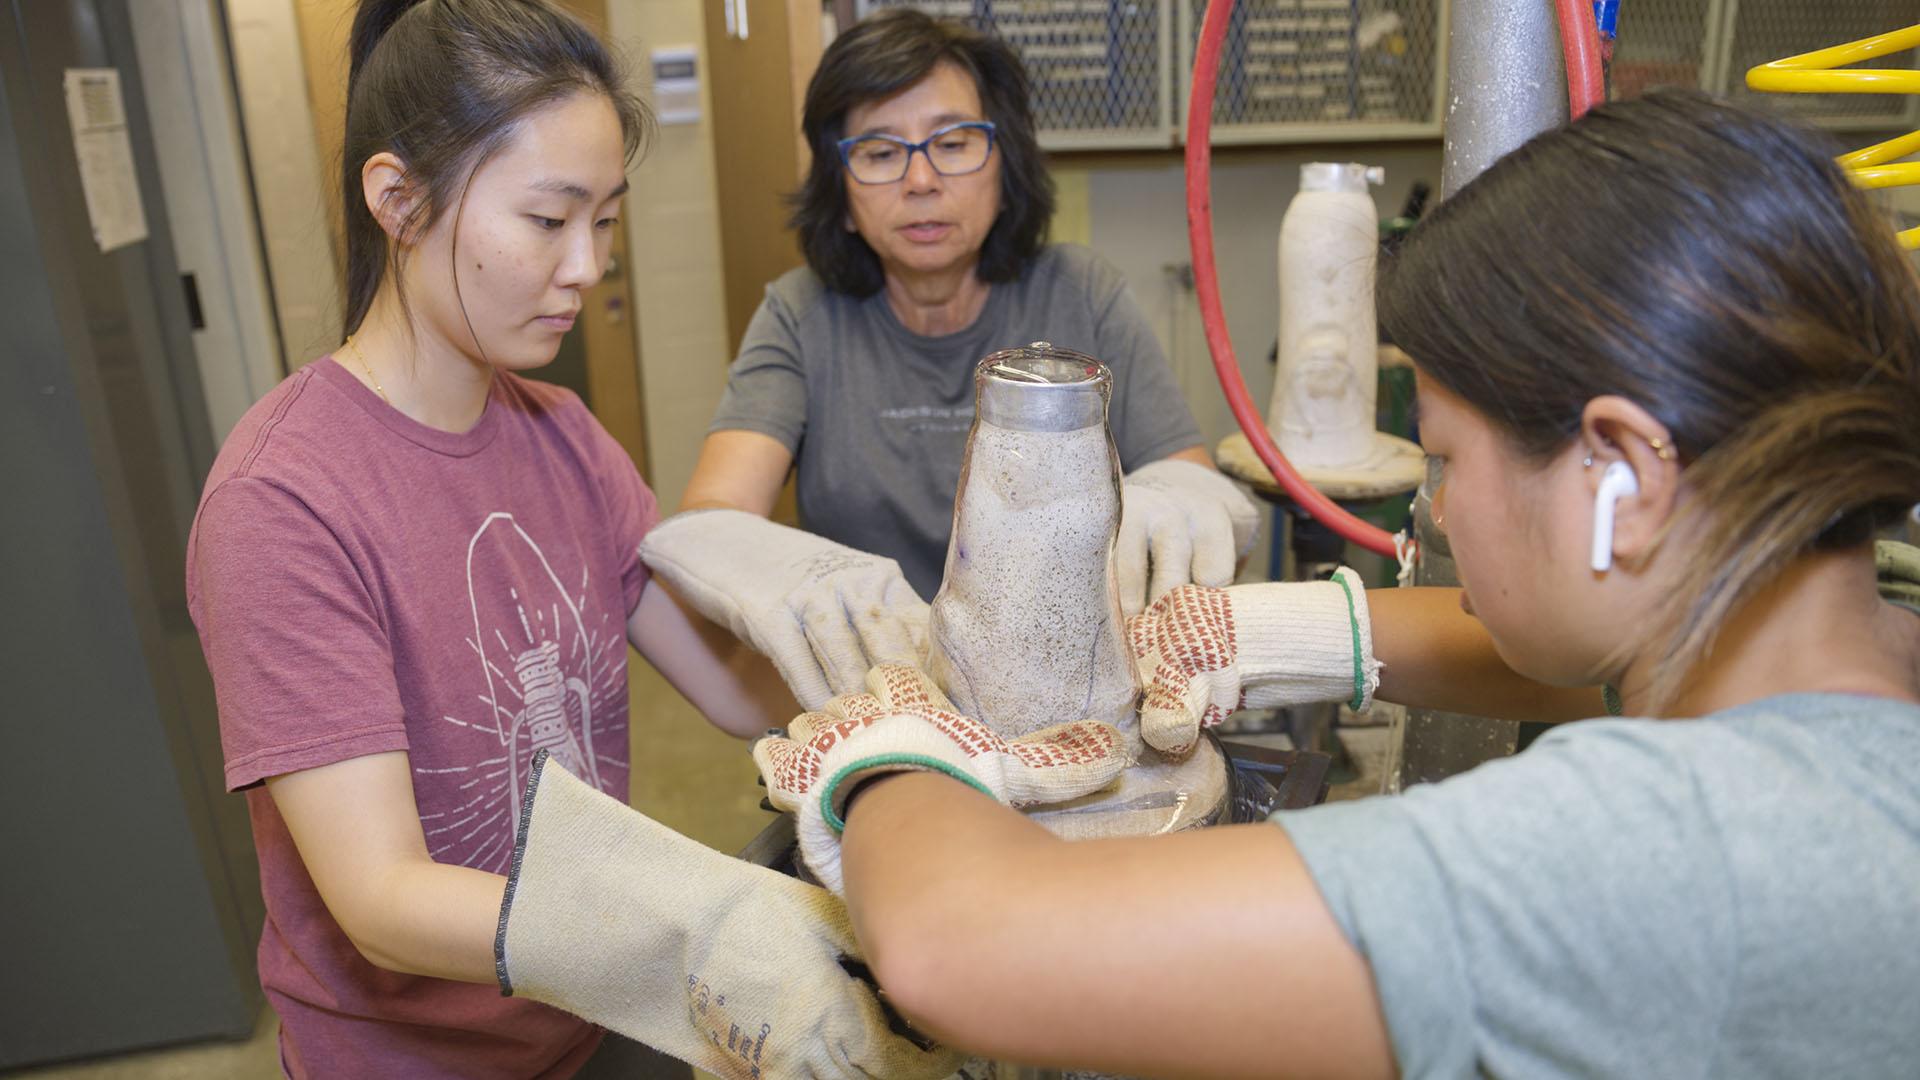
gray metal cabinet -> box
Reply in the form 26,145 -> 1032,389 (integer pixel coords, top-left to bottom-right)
1,0 -> 263,1067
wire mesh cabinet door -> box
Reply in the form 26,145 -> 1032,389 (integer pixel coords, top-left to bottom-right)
1719,0 -> 1919,128
1177,0 -> 1448,143
859,0 -> 1178,149
856,0 -> 1917,149
1612,0 -> 1918,128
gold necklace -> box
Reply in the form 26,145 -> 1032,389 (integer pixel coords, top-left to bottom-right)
342,335 -> 390,405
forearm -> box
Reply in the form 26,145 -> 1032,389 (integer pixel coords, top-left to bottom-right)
629,580 -> 800,737
1368,586 -> 1605,722
269,752 -> 515,986
350,861 -> 508,983
679,430 -> 789,515
679,493 -> 756,512
841,774 -> 1393,1079
840,774 -> 1070,1046
1162,444 -> 1215,468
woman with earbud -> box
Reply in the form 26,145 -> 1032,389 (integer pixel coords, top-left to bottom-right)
749,89 -> 1920,1078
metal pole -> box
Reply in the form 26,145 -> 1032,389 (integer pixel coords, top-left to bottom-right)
1396,0 -> 1570,788
1440,0 -> 1569,197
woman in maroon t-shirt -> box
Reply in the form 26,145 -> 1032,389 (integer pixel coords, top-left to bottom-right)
186,3 -> 958,1077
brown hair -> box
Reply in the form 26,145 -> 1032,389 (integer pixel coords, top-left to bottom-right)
1380,89 -> 1920,709
342,0 -> 649,338
788,8 -> 1054,297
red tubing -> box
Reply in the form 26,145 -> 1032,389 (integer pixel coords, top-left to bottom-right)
1184,0 -> 1400,557
1555,0 -> 1606,117
1185,0 -> 1608,560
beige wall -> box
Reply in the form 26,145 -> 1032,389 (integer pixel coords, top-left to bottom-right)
293,0 -> 354,292
606,0 -> 733,513
225,0 -> 343,364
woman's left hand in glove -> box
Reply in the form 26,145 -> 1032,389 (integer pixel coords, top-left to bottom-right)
1117,458 -> 1260,619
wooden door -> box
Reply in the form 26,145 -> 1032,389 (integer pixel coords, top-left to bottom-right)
702,0 -> 823,351
553,0 -> 651,479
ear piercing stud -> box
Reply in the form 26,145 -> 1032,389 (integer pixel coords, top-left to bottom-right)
1585,438 -> 1676,469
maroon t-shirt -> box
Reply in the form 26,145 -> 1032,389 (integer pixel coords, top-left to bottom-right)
186,358 -> 658,1078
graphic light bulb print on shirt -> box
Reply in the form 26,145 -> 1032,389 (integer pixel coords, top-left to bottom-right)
437,512 -> 623,870
512,638 -> 591,775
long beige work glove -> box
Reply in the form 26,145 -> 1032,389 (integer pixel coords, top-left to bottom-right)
754,665 -> 1130,895
640,509 -> 929,709
497,751 -> 963,1080
1117,459 -> 1261,618
1127,569 -> 1381,756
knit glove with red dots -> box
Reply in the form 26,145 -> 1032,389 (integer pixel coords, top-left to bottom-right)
753,664 -> 1129,895
1127,568 -> 1381,756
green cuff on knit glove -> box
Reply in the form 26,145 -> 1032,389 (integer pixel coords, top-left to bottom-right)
753,665 -> 1130,895
1128,568 -> 1380,756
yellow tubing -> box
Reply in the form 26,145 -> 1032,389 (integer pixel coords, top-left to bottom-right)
1747,24 -> 1920,249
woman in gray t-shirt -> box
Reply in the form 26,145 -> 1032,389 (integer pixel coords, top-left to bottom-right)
644,10 -> 1258,709
758,91 -> 1920,1078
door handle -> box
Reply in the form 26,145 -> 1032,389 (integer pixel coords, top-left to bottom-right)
181,273 -> 206,330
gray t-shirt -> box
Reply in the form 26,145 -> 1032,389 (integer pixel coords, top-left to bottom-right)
709,244 -> 1203,599
1276,693 -> 1920,1078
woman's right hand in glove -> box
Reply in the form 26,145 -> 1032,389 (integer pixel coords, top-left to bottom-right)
496,751 -> 964,1079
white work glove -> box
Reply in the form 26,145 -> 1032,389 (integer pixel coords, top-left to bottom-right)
1117,459 -> 1261,618
753,664 -> 1130,894
496,752 -> 964,1080
1126,569 -> 1380,756
640,509 -> 930,709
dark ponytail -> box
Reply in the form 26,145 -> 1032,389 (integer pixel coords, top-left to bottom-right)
346,0 -> 420,81
341,0 -> 650,337
1379,89 -> 1920,710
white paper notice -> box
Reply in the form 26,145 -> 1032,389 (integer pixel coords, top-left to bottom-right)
63,68 -> 148,253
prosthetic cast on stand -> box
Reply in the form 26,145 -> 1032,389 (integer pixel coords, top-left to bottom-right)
495,751 -> 964,1079
1271,162 -> 1384,470
641,509 -> 930,709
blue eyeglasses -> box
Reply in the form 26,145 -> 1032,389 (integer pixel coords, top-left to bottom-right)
836,121 -> 998,185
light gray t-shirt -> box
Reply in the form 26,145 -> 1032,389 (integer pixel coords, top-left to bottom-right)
709,244 -> 1204,599
1276,693 -> 1920,1078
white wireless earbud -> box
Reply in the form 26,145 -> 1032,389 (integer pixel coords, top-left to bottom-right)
1590,461 -> 1639,572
